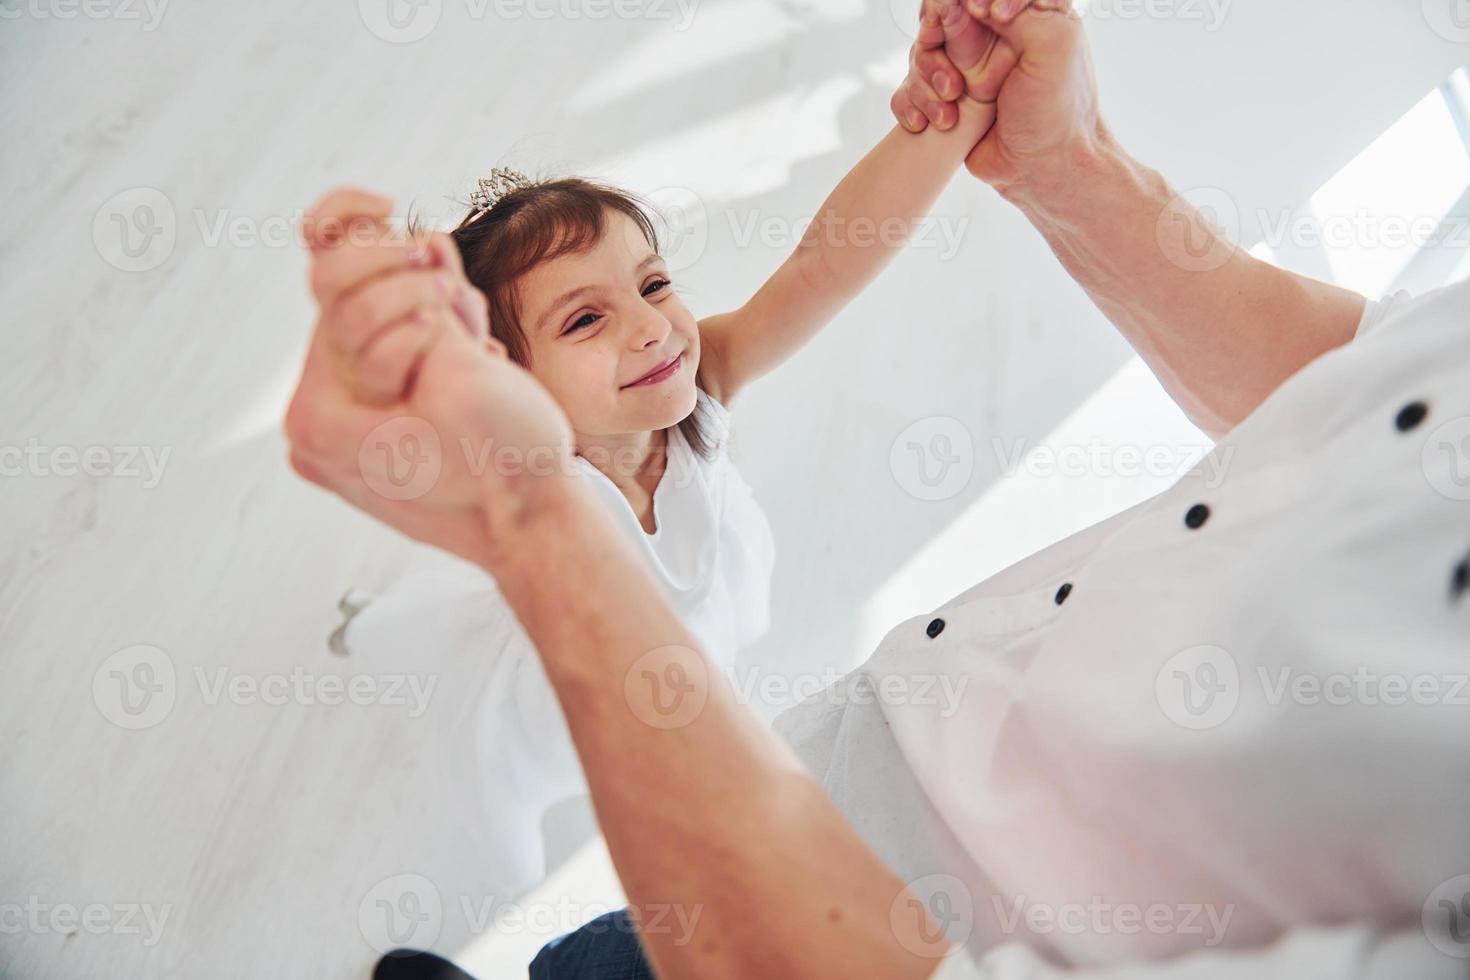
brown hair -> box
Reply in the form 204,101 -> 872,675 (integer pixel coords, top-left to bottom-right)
436,176 -> 714,461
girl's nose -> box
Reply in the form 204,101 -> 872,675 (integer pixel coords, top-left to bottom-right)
628,305 -> 672,351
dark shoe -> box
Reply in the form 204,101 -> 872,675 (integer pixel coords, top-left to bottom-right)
373,949 -> 478,980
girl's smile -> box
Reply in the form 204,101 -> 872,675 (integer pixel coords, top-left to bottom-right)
622,350 -> 684,389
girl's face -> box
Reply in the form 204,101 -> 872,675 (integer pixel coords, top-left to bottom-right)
515,211 -> 700,443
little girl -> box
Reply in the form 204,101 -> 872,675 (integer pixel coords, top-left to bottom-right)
329,1 -> 1025,934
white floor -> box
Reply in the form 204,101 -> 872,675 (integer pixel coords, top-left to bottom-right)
3,1 -> 1466,977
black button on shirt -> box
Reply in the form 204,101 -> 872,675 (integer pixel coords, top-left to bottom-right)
926,618 -> 946,639
1185,504 -> 1211,530
1396,401 -> 1429,432
1055,583 -> 1073,605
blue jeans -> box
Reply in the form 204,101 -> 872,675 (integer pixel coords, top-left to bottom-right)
529,909 -> 655,979
374,909 -> 653,980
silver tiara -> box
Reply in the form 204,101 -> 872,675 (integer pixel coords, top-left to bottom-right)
470,167 -> 535,215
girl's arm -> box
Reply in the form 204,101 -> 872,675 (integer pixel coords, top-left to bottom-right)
698,93 -> 997,405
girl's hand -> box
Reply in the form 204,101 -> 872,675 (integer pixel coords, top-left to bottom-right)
285,188 -> 577,568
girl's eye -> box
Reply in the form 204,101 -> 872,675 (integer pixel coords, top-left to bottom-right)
562,280 -> 667,335
564,313 -> 600,335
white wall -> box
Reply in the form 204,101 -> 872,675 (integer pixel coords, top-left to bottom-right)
1,1 -> 1465,977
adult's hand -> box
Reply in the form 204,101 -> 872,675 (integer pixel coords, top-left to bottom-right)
894,1 -> 1102,200
893,0 -> 1047,132
284,188 -> 576,569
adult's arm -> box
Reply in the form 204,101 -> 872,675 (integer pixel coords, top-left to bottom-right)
485,477 -> 953,979
895,4 -> 1366,439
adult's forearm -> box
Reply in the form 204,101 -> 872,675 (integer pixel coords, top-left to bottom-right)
1000,127 -> 1367,437
482,478 -> 946,980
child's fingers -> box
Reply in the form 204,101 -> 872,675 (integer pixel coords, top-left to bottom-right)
452,281 -> 491,342
415,231 -> 490,341
919,9 -> 967,98
428,232 -> 491,341
303,184 -> 429,312
309,231 -> 428,309
892,87 -> 929,133
420,231 -> 466,278
913,42 -> 966,102
979,0 -> 1067,24
903,68 -> 959,131
328,269 -> 453,359
302,187 -> 396,251
916,0 -> 946,47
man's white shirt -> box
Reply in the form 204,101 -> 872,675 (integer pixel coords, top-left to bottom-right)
774,280 -> 1470,977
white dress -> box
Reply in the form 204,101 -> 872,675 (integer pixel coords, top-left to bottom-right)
341,388 -> 776,892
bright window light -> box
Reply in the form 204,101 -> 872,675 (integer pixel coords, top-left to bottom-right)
1308,70 -> 1470,297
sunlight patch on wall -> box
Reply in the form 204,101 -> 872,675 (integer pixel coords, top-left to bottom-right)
585,73 -> 863,201
564,1 -> 807,113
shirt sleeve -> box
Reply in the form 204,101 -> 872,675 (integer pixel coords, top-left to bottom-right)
929,927 -> 1461,980
1352,289 -> 1415,341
